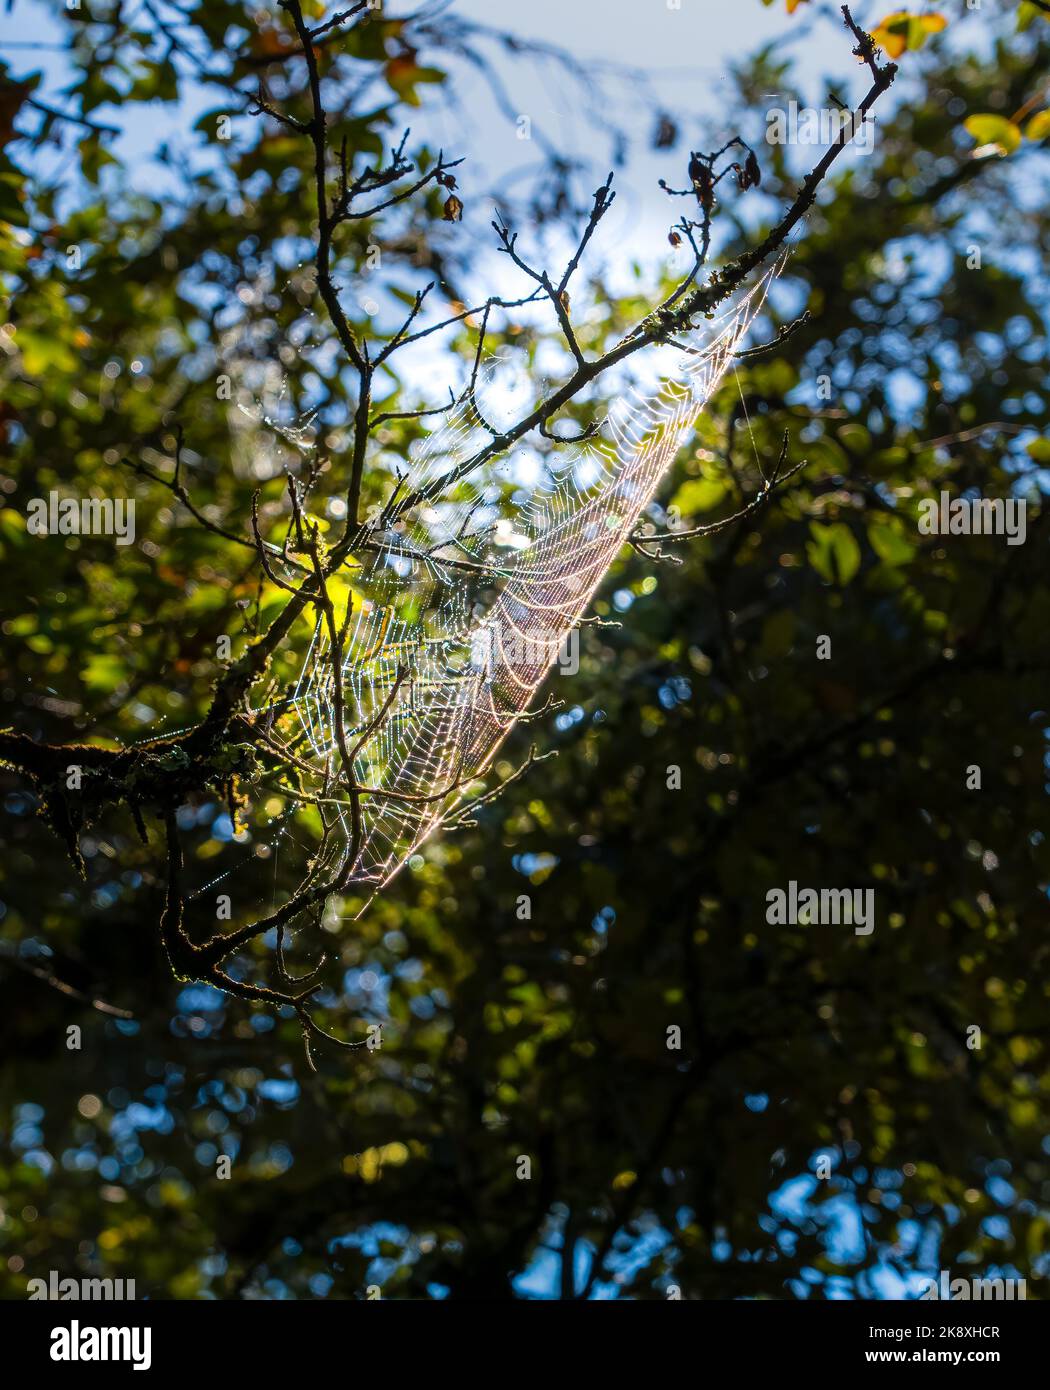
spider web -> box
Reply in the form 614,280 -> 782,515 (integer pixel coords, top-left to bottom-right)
289,262 -> 784,903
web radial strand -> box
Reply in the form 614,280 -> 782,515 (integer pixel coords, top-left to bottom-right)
291,262 -> 784,900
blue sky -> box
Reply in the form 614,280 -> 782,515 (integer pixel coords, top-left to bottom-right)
4,0 -> 908,254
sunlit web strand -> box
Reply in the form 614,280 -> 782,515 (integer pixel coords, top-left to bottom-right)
286,259 -> 786,906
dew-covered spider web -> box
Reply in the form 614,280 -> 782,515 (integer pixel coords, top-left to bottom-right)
289,262 -> 784,903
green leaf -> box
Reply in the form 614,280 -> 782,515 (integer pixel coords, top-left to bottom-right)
868,518 -> 916,566
128,59 -> 180,103
82,653 -> 126,694
807,521 -> 861,585
78,134 -> 118,185
671,477 -> 728,516
0,171 -> 28,227
383,59 -> 445,107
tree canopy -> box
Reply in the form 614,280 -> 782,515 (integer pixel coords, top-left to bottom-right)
0,0 -> 1048,1300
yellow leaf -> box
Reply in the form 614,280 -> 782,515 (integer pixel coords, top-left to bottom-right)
964,113 -> 1022,157
1018,1 -> 1050,30
871,11 -> 947,58
1025,110 -> 1050,141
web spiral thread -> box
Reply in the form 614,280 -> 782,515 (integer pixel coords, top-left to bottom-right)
289,263 -> 783,901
